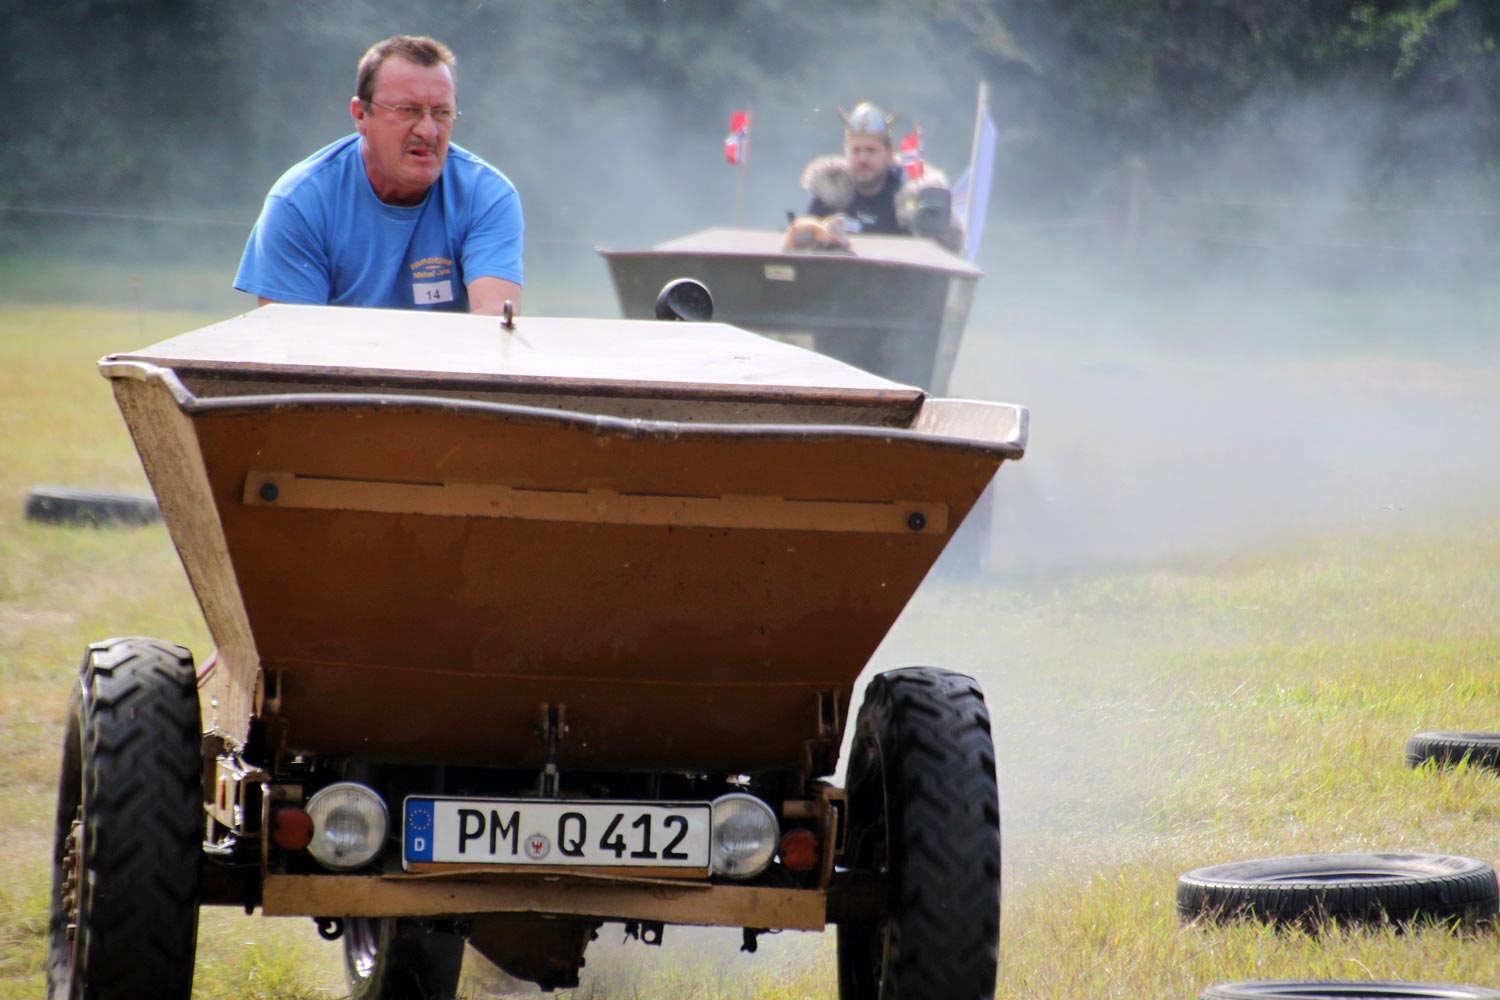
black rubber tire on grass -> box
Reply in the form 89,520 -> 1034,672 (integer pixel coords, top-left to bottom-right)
1404,732 -> 1500,771
344,917 -> 466,1000
1201,981 -> 1500,999
46,637 -> 202,1000
1177,852 -> 1499,929
25,487 -> 161,528
837,667 -> 1001,1000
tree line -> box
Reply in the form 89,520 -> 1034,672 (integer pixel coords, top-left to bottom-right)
2,0 -> 1495,251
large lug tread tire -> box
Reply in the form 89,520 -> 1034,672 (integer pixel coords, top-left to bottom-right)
1177,853 -> 1500,928
1201,981 -> 1500,999
46,637 -> 202,1000
25,487 -> 161,528
838,667 -> 1000,1000
344,917 -> 466,1000
1404,731 -> 1500,771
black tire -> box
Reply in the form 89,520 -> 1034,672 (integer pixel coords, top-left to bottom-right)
837,667 -> 1001,1000
344,917 -> 466,1000
1177,853 -> 1499,928
46,637 -> 202,1000
1201,980 -> 1500,999
25,487 -> 161,528
1405,732 -> 1500,771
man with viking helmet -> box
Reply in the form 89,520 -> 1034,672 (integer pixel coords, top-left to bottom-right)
793,101 -> 963,252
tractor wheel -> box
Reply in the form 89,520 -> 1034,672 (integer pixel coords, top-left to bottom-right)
45,637 -> 202,1000
1177,853 -> 1499,928
1405,732 -> 1500,771
837,667 -> 1000,1000
1200,981 -> 1500,999
344,917 -> 466,1000
25,487 -> 161,528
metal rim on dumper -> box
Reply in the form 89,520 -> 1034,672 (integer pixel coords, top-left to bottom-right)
344,916 -> 466,1000
837,667 -> 1001,1000
46,637 -> 201,1000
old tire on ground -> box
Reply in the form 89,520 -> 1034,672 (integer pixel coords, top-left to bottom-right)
1177,853 -> 1499,928
837,667 -> 1000,1000
344,917 -> 466,1000
46,637 -> 201,1000
25,487 -> 161,528
1405,732 -> 1500,771
1201,981 -> 1500,999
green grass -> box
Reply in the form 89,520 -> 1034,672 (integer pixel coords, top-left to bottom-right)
0,304 -> 343,999
866,526 -> 1500,997
1,302 -> 1498,997
0,241 -> 625,320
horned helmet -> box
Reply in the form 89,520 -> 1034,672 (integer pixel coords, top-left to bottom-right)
839,102 -> 896,145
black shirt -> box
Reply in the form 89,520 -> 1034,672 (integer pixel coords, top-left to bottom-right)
807,164 -> 905,235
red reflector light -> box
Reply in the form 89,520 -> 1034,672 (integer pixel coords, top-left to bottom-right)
778,828 -> 820,873
271,807 -> 314,852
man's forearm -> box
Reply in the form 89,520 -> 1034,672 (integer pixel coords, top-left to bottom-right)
467,276 -> 523,316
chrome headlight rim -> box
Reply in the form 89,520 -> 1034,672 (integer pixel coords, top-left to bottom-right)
709,792 -> 779,880
305,781 -> 389,871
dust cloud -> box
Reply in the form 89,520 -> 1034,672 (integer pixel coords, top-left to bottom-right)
955,275 -> 1500,577
899,259 -> 1500,888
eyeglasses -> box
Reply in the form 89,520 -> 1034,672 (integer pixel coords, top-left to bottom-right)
364,99 -> 461,126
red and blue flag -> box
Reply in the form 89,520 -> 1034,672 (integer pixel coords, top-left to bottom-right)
899,124 -> 924,180
724,110 -> 751,165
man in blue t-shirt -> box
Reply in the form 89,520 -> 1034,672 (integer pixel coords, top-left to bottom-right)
235,35 -> 523,315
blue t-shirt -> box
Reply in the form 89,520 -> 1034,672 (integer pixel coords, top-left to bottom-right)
234,135 -> 523,311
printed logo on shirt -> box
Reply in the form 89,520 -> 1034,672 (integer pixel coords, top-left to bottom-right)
411,256 -> 454,280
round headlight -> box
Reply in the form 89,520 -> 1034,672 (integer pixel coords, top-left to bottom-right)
710,793 -> 779,879
305,782 -> 389,871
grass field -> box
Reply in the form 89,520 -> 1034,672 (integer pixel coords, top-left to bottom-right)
1,302 -> 1498,998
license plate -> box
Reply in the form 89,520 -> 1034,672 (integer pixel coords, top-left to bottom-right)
402,797 -> 711,871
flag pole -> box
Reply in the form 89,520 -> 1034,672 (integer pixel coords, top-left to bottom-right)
963,83 -> 989,255
734,108 -> 752,226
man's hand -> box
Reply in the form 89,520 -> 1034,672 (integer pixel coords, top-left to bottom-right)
467,277 -> 523,316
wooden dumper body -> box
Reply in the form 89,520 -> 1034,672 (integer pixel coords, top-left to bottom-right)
101,304 -> 1025,781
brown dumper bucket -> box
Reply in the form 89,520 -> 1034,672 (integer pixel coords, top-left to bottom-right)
102,305 -> 1025,774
